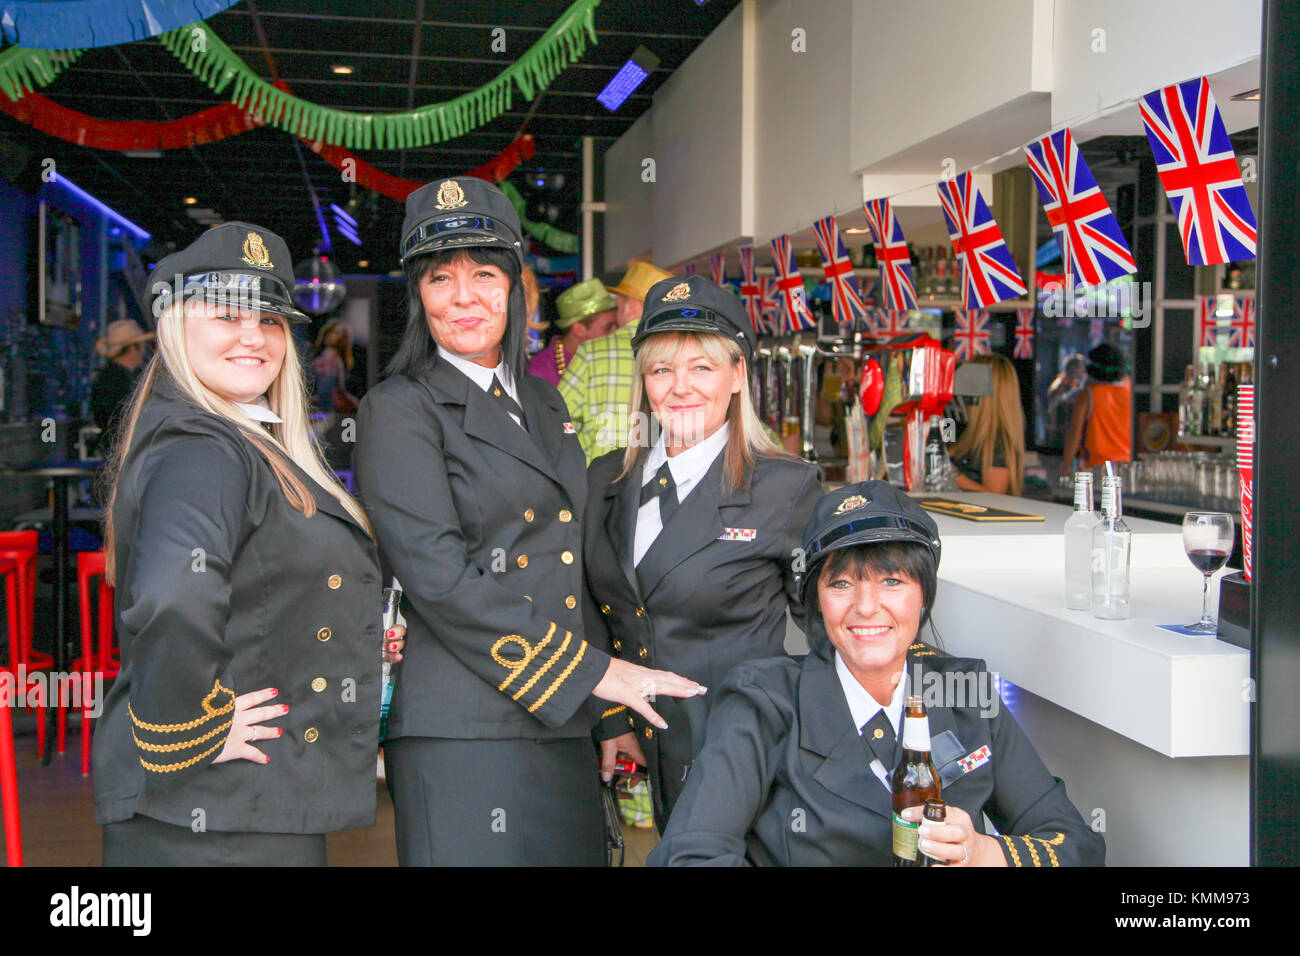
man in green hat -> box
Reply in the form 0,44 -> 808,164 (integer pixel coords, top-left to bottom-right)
525,278 -> 618,386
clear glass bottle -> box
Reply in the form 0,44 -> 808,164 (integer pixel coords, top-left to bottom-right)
1064,472 -> 1098,609
1091,475 -> 1132,620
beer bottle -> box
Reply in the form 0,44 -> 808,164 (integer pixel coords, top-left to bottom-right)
920,798 -> 946,867
891,695 -> 941,866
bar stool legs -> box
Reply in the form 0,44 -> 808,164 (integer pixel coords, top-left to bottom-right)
0,557 -> 24,865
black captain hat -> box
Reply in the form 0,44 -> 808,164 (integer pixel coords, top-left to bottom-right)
631,274 -> 757,362
400,177 -> 525,267
150,222 -> 308,322
797,480 -> 942,602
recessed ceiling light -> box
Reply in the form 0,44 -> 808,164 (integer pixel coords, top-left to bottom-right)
843,227 -> 870,235
183,196 -> 198,205
332,65 -> 354,75
358,260 -> 369,268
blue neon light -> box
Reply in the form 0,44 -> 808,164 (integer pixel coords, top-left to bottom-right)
330,203 -> 358,229
597,61 -> 650,111
49,175 -> 150,241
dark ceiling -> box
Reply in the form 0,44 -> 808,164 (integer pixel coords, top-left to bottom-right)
0,0 -> 740,272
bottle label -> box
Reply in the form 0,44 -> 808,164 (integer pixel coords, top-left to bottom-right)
901,715 -> 931,752
892,812 -> 920,861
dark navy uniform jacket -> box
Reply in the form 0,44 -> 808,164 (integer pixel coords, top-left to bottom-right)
584,448 -> 821,819
94,376 -> 383,834
354,360 -> 625,742
649,644 -> 1106,866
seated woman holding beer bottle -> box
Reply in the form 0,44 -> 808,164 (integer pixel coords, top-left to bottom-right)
648,481 -> 1104,867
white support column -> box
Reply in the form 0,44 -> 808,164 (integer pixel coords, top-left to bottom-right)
582,135 -> 595,280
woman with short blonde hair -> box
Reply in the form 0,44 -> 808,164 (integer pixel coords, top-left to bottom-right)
585,274 -> 822,830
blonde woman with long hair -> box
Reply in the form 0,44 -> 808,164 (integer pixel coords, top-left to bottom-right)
93,223 -> 400,866
948,352 -> 1026,496
583,275 -> 822,830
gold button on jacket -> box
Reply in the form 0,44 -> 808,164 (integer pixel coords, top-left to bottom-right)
558,510 -> 573,523
638,647 -> 648,659
327,574 -> 342,589
564,595 -> 577,609
600,603 -> 611,615
311,677 -> 327,693
316,626 -> 332,642
524,508 -> 535,522
516,554 -> 529,569
304,727 -> 319,743
561,550 -> 574,565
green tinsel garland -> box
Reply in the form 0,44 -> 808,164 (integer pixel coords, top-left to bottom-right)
0,0 -> 600,152
500,179 -> 580,255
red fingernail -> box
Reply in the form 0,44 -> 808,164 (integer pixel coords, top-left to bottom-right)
263,755 -> 270,764
270,688 -> 279,696
282,705 -> 290,713
386,629 -> 395,639
389,643 -> 398,651
276,728 -> 284,737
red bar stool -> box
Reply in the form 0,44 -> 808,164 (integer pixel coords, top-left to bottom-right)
0,531 -> 46,671
69,551 -> 115,775
0,556 -> 24,865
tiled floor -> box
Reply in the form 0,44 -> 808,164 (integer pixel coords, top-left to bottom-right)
1,719 -> 659,867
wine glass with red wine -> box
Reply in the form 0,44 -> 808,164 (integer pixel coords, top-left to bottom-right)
1182,512 -> 1234,633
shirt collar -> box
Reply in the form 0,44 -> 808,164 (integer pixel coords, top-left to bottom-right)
642,422 -> 729,487
834,651 -> 906,737
234,398 -> 282,424
437,345 -> 516,397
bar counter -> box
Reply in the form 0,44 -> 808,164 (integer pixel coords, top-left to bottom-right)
915,492 -> 1248,866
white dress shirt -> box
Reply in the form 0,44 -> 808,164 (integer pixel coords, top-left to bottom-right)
633,423 -> 729,566
835,651 -> 906,789
234,399 -> 282,424
437,346 -> 524,428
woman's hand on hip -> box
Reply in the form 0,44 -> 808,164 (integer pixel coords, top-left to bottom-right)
904,804 -> 1008,867
383,625 -> 406,664
212,687 -> 287,765
592,658 -> 705,730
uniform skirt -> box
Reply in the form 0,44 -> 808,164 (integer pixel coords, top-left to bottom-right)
102,814 -> 327,866
384,736 -> 605,866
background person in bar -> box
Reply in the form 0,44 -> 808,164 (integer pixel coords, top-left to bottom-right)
90,318 -> 154,454
649,481 -> 1104,866
93,223 -> 399,866
584,274 -> 821,831
948,353 -> 1026,495
353,177 -> 704,866
525,277 -> 619,386
1060,342 -> 1133,479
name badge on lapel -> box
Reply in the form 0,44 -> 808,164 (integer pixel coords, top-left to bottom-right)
718,528 -> 757,542
958,745 -> 992,775
563,421 -> 576,434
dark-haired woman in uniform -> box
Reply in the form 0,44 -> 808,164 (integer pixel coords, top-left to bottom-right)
353,177 -> 705,866
94,223 -> 398,865
649,480 -> 1105,866
584,275 -> 822,831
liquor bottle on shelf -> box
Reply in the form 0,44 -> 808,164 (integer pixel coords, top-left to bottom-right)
1186,366 -> 1205,437
1091,474 -> 1132,620
1177,365 -> 1196,438
934,255 -> 948,299
1064,472 -> 1099,610
1208,365 -> 1225,437
947,254 -> 960,298
1223,363 -> 1239,437
920,799 -> 947,867
891,695 -> 941,867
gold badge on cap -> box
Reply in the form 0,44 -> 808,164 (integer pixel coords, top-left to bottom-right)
435,179 -> 468,210
834,494 -> 869,515
241,232 -> 273,270
662,282 -> 691,302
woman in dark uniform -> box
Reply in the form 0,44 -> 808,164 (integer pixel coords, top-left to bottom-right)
352,178 -> 704,866
584,275 -> 822,830
649,480 -> 1105,866
94,223 -> 398,865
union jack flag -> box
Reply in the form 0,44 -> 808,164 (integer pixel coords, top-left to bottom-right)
862,198 -> 918,310
709,253 -> 726,286
1230,297 -> 1256,349
952,309 -> 991,360
936,172 -> 1027,309
1139,76 -> 1257,266
812,214 -> 867,327
761,277 -> 782,332
769,234 -> 817,332
1196,296 -> 1221,347
1013,307 -> 1035,359
738,244 -> 765,333
1024,128 -> 1137,287
874,308 -> 910,338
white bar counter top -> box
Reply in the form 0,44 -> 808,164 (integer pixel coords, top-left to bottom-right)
916,492 -> 1249,759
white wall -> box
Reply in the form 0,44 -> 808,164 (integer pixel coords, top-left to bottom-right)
752,0 -> 863,244
603,110 -> 655,268
1051,0 -> 1261,129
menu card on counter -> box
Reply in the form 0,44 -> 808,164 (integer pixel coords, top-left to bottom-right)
914,497 -> 1046,522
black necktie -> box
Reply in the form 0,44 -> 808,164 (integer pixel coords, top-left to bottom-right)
490,375 -> 527,430
640,462 -> 679,526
